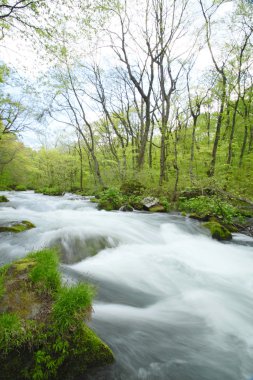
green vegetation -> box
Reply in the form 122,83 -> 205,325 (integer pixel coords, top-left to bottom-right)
203,222 -> 232,241
178,196 -> 245,224
97,188 -> 127,211
0,248 -> 114,380
0,195 -> 9,202
28,249 -> 61,295
53,284 -> 94,331
0,220 -> 35,233
15,185 -> 27,191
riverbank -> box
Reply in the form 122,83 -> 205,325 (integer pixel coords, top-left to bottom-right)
0,248 -> 113,380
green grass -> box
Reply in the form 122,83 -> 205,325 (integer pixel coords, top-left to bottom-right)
28,248 -> 61,295
0,313 -> 24,353
53,283 -> 95,331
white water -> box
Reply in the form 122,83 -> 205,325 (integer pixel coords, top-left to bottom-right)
1,191 -> 253,380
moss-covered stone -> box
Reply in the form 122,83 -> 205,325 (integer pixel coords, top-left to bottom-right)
189,213 -> 211,221
0,195 -> 9,203
0,220 -> 35,233
0,249 -> 114,380
149,205 -> 165,212
203,221 -> 232,241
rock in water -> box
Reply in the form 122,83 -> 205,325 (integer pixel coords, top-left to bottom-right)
0,220 -> 35,233
203,221 -> 232,241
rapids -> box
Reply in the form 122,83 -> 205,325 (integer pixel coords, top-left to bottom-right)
0,191 -> 253,380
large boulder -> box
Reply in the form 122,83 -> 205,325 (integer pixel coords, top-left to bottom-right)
141,197 -> 160,210
141,197 -> 165,212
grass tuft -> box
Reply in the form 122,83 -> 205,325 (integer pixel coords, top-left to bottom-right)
28,248 -> 61,295
53,283 -> 95,331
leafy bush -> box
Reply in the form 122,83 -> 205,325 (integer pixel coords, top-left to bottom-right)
120,181 -> 145,196
179,196 -> 244,223
42,187 -> 63,196
98,188 -> 126,211
128,195 -> 144,210
15,185 -> 27,191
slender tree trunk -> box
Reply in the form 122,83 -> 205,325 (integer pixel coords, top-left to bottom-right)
189,116 -> 197,184
209,76 -> 226,177
239,125 -> 248,167
227,97 -> 239,165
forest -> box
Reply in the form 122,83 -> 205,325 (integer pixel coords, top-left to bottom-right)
0,0 -> 252,200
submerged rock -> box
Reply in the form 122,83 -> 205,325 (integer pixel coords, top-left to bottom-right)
203,221 -> 232,241
0,249 -> 114,380
0,220 -> 35,233
0,195 -> 9,203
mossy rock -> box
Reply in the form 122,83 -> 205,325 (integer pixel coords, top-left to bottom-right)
189,213 -> 211,222
0,220 -> 35,233
0,249 -> 114,380
0,195 -> 9,203
149,205 -> 165,213
203,222 -> 232,241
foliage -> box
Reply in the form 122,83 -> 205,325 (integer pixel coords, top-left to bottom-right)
179,196 -> 244,223
0,248 -> 113,379
120,181 -> 145,196
0,195 -> 8,202
53,284 -> 95,331
97,187 -> 126,211
203,221 -> 232,241
28,249 -> 61,295
15,184 -> 27,191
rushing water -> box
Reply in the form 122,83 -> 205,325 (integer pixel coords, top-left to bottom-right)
0,191 -> 253,380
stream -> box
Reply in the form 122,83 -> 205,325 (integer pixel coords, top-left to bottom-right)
0,191 -> 253,380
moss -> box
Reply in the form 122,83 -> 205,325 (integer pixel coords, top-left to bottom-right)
0,249 -> 114,379
203,221 -> 232,241
0,220 -> 35,233
0,195 -> 9,202
149,205 -> 165,212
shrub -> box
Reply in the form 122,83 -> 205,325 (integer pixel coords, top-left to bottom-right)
98,188 -> 126,211
120,181 -> 145,196
15,185 -> 27,191
179,196 -> 244,223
